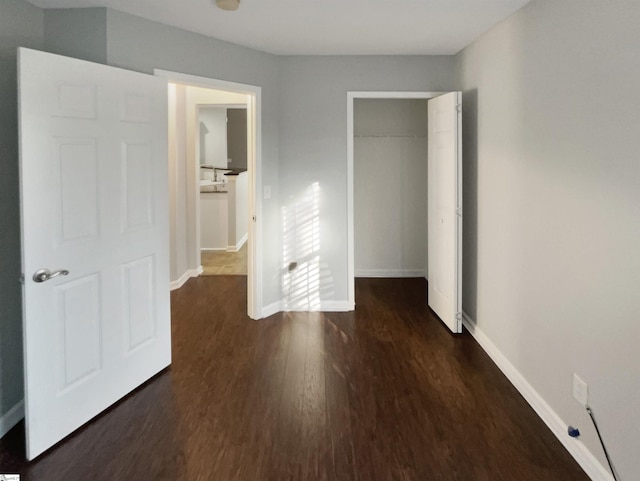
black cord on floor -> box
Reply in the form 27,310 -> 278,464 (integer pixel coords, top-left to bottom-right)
586,406 -> 619,481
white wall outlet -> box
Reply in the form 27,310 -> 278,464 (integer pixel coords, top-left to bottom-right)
573,373 -> 589,407
263,185 -> 272,200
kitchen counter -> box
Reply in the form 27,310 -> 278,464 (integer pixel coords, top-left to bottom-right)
199,168 -> 247,193
223,168 -> 247,176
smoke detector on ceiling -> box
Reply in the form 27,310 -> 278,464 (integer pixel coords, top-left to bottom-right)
216,0 -> 240,11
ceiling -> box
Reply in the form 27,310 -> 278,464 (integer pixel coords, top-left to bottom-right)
28,0 -> 530,56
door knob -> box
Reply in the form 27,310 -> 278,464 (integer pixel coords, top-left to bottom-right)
32,268 -> 69,283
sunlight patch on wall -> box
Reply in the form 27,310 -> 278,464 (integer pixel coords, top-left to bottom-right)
282,182 -> 334,310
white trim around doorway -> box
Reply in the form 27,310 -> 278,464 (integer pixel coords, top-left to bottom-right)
155,69 -> 263,319
346,91 -> 446,308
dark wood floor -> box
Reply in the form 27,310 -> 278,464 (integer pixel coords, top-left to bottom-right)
0,277 -> 588,481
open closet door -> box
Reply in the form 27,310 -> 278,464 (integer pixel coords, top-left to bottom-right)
427,92 -> 462,333
18,48 -> 171,459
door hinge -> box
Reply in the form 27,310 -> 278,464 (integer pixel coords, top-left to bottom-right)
456,207 -> 462,217
19,273 -> 25,284
456,312 -> 462,321
456,104 -> 462,113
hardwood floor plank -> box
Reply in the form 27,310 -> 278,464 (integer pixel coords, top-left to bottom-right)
0,277 -> 589,481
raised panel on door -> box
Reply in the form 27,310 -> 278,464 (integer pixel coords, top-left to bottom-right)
122,255 -> 157,354
55,83 -> 97,119
121,141 -> 154,232
55,274 -> 103,392
53,138 -> 99,244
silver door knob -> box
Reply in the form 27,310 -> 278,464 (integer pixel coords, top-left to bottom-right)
32,268 -> 69,283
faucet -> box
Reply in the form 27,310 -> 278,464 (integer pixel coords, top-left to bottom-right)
214,167 -> 229,183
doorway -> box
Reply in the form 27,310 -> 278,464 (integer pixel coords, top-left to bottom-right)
347,91 -> 462,333
198,104 -> 249,275
157,70 -> 263,319
353,98 -> 429,279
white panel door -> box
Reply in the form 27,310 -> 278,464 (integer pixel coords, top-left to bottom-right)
18,48 -> 171,460
427,92 -> 462,333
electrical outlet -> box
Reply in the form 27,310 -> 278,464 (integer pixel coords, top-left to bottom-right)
573,374 -> 589,407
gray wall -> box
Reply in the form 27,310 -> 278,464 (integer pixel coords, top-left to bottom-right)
354,99 -> 428,277
278,56 -> 457,304
227,108 -> 247,169
458,0 -> 640,478
0,0 -> 43,425
44,8 -> 107,64
104,8 -> 282,307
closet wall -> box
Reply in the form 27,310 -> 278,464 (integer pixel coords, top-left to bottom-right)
354,99 -> 428,277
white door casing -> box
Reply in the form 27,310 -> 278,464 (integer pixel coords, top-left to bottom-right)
427,91 -> 462,333
18,48 -> 171,459
155,69 -> 262,319
346,91 -> 447,309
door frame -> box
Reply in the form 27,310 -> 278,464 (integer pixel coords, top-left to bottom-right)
346,91 -> 447,308
156,69 -> 262,319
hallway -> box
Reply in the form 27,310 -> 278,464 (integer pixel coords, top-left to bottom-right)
201,244 -> 248,276
0,277 -> 588,480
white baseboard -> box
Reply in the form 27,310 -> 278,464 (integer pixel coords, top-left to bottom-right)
238,233 -> 248,250
170,267 -> 201,291
201,248 -> 226,251
261,299 -> 353,318
226,233 -> 248,253
283,300 -> 353,312
355,269 -> 425,278
261,300 -> 283,318
462,312 -> 614,481
317,301 -> 353,311
0,400 -> 24,439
